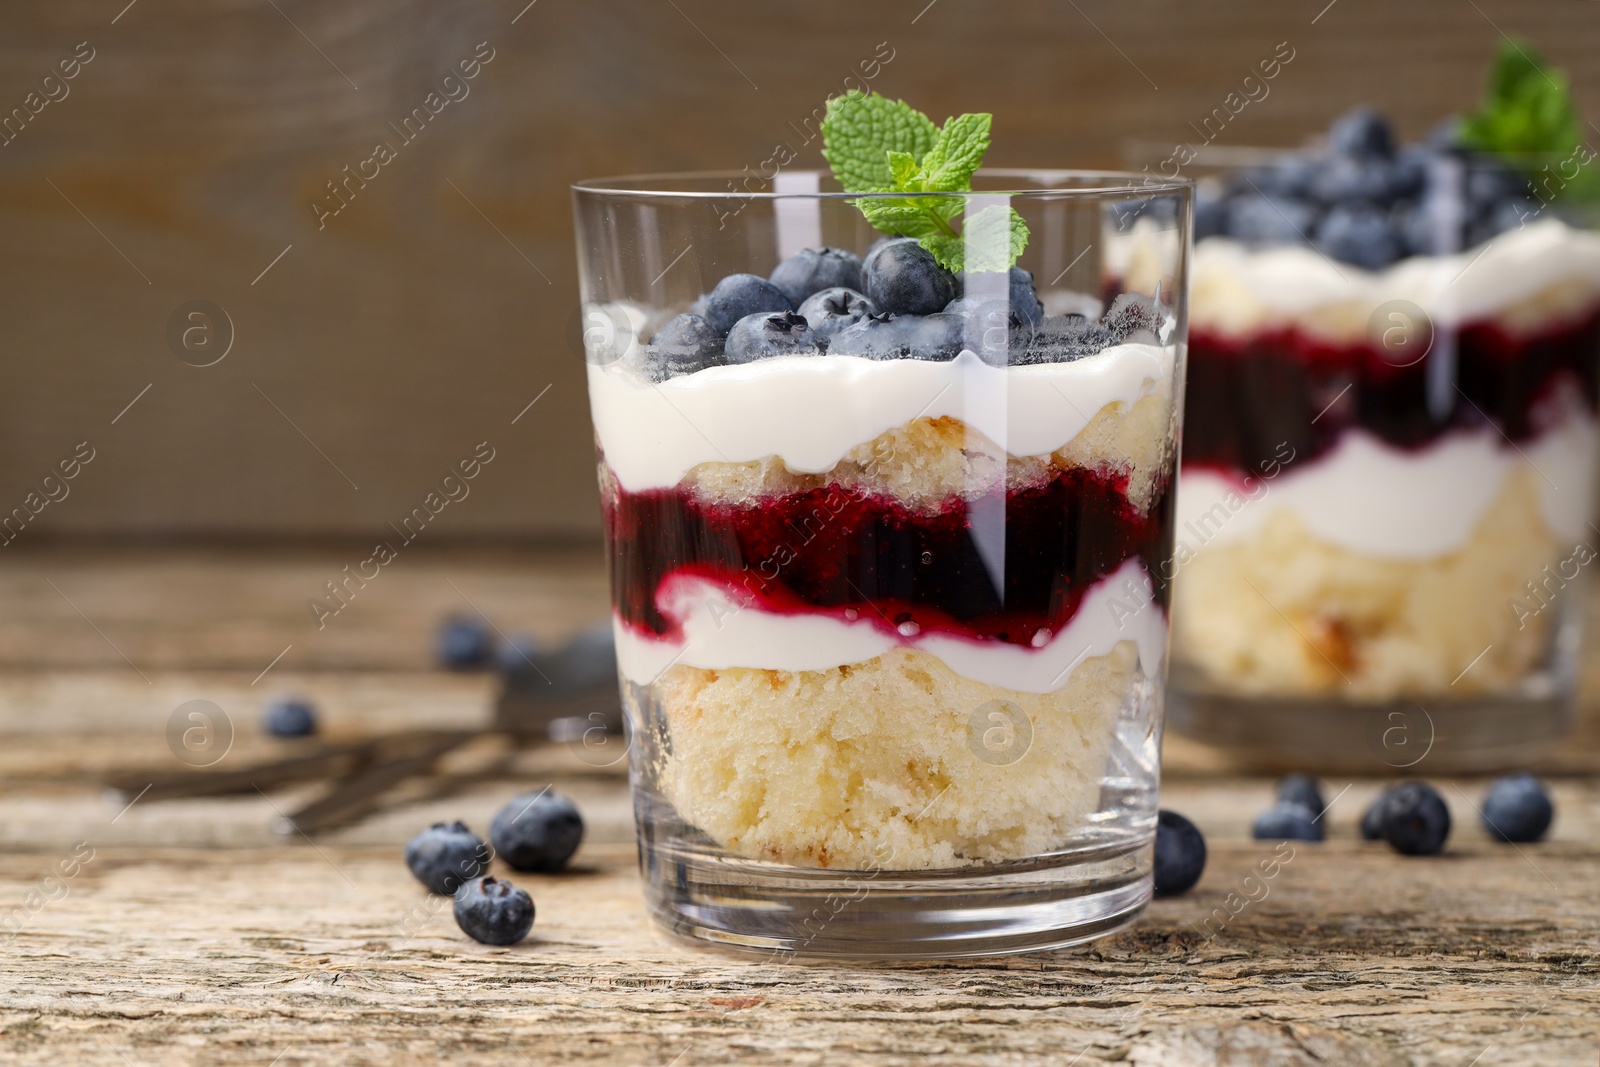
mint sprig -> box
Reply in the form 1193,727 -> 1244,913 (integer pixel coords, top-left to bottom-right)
1458,39 -> 1600,205
820,91 -> 1029,273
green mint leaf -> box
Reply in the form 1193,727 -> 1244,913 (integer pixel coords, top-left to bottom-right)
922,205 -> 1029,274
857,197 -> 965,239
886,150 -> 921,189
918,112 -> 990,191
820,91 -> 1031,269
821,91 -> 938,193
857,200 -> 946,239
1459,39 -> 1600,205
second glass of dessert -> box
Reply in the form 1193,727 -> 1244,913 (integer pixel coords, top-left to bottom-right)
1157,81 -> 1600,771
574,100 -> 1189,956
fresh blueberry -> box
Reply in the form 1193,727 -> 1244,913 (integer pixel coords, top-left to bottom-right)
405,821 -> 491,895
495,633 -> 543,675
1254,157 -> 1320,200
1379,781 -> 1451,856
1252,801 -> 1324,842
724,310 -> 820,363
1275,774 -> 1325,824
490,790 -> 585,873
1465,158 -> 1532,210
797,287 -> 877,344
864,234 -> 906,262
263,697 -> 317,738
1008,266 -> 1045,325
1152,809 -> 1207,898
702,273 -> 793,335
1311,156 -> 1404,207
1467,197 -> 1535,248
768,247 -> 864,306
639,313 -> 724,381
437,616 -> 492,670
863,239 -> 959,316
959,268 -> 1044,325
828,312 -> 964,361
1327,106 -> 1394,159
944,295 -> 1013,328
1401,193 -> 1468,256
1315,204 -> 1403,270
1194,188 -> 1230,241
1226,193 -> 1318,244
1360,786 -> 1399,840
453,876 -> 535,946
1481,773 -> 1554,843
1390,145 -> 1435,200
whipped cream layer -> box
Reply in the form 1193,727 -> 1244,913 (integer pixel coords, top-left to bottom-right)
587,346 -> 1175,493
1178,416 -> 1599,561
1191,219 -> 1600,337
614,558 -> 1167,695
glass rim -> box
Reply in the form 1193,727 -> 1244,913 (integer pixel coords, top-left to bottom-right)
571,167 -> 1192,200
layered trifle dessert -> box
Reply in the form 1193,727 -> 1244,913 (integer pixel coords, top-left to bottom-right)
589,241 -> 1180,870
1159,64 -> 1600,735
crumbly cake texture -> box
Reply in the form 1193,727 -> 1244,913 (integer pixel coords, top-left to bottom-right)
684,395 -> 1172,512
655,645 -> 1135,870
1173,471 -> 1558,700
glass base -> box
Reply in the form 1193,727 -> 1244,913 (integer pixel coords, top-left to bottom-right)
638,831 -> 1152,960
1168,667 -> 1574,774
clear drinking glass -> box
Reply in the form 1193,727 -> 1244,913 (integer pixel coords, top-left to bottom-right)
573,170 -> 1190,957
1135,142 -> 1600,772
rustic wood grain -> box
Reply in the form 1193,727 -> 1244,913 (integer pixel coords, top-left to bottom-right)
2,549 -> 1600,1063
1,786 -> 1595,1066
2,0 -> 1599,538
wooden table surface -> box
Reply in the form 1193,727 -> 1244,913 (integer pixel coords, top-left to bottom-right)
1,547 -> 1597,1066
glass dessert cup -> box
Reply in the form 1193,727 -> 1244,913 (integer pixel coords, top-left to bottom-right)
1131,134 -> 1600,773
573,171 -> 1190,958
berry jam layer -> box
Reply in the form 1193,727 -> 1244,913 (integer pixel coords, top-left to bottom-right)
1184,303 -> 1600,476
604,465 -> 1174,652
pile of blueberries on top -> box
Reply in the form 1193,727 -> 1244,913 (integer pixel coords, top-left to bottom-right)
1196,106 -> 1544,270
1153,771 -> 1557,898
629,237 -> 1165,382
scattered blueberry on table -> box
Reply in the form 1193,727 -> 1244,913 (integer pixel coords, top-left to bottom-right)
453,876 -> 535,946
1275,774 -> 1325,823
495,633 -> 543,676
1377,781 -> 1452,856
1152,809 -> 1207,897
405,821 -> 491,896
436,615 -> 492,670
1360,786 -> 1399,841
1252,800 -> 1324,843
262,696 -> 317,738
490,790 -> 585,873
1480,773 -> 1554,843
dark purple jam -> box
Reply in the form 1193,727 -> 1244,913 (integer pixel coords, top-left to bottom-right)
604,467 -> 1173,647
1184,305 -> 1600,476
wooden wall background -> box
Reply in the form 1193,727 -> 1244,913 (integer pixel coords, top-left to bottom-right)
2,0 -> 1599,543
